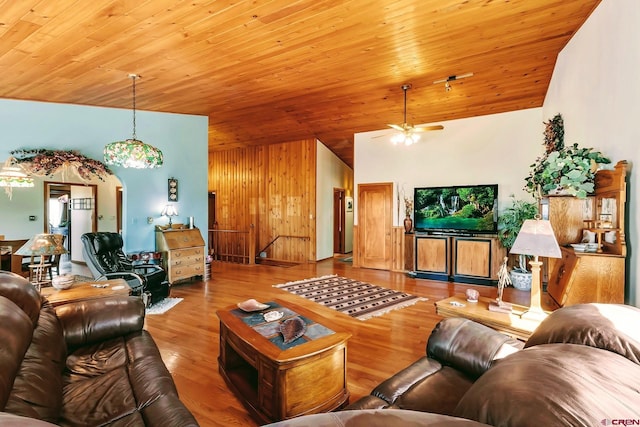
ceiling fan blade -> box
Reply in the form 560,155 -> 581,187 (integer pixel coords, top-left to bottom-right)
388,124 -> 405,131
413,125 -> 444,132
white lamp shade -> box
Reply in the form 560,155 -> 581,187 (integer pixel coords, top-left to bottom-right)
161,205 -> 178,217
510,219 -> 562,258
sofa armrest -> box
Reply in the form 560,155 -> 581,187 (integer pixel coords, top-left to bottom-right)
427,317 -> 523,379
368,357 -> 442,405
97,272 -> 145,285
55,296 -> 145,348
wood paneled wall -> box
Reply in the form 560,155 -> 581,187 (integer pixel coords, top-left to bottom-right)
208,139 -> 317,262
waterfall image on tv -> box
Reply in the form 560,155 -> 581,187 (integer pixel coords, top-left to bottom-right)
414,184 -> 498,233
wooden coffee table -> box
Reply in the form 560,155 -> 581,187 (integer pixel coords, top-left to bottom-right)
435,295 -> 547,341
40,278 -> 131,307
217,298 -> 351,424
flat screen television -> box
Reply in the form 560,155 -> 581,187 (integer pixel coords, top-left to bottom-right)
413,184 -> 498,233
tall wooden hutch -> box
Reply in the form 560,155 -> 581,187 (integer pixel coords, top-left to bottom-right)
545,160 -> 627,307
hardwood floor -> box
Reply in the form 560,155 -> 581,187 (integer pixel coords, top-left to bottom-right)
140,258 -> 534,426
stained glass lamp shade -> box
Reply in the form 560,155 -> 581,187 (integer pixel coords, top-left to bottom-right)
104,139 -> 163,169
0,165 -> 34,199
16,234 -> 67,290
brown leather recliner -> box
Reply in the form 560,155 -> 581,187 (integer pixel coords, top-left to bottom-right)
81,232 -> 169,304
345,317 -> 523,415
0,270 -> 198,426
345,303 -> 640,426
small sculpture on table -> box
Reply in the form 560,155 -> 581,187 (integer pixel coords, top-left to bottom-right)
489,257 -> 513,313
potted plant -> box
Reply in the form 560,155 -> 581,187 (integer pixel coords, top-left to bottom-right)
497,196 -> 538,290
524,114 -> 611,199
524,144 -> 611,199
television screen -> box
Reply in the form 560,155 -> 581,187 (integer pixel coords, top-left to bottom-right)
413,184 -> 498,233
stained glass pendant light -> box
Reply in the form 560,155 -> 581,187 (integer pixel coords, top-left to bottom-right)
0,163 -> 34,199
104,74 -> 164,169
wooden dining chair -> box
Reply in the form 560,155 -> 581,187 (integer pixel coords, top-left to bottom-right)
0,239 -> 30,277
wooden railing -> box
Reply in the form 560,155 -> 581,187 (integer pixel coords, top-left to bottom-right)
208,224 -> 255,265
257,235 -> 310,264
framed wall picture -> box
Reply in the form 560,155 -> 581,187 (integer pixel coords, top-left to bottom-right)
168,178 -> 178,201
345,196 -> 353,213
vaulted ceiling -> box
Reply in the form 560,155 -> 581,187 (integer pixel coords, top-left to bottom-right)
0,1 -> 600,167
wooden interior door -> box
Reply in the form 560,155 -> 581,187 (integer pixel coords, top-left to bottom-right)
357,182 -> 393,270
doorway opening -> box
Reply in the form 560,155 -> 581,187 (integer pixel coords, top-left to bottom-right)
44,182 -> 97,263
333,188 -> 346,254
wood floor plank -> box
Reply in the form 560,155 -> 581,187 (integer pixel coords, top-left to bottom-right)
141,258 -> 533,426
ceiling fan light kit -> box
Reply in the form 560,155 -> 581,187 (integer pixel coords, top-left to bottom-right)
104,74 -> 164,169
387,84 -> 443,145
391,131 -> 420,146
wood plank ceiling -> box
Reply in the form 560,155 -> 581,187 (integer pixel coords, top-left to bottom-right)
0,0 -> 600,167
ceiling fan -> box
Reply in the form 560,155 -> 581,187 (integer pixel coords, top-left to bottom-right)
387,84 -> 443,145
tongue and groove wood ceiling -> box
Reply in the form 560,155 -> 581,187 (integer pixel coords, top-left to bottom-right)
0,1 -> 600,167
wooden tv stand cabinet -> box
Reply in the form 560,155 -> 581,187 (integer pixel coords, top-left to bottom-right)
217,299 -> 350,424
412,232 -> 505,285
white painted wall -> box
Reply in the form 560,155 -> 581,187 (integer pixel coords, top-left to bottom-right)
316,141 -> 354,260
354,108 -> 544,226
543,0 -> 639,305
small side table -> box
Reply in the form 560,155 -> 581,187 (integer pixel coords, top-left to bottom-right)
435,295 -> 548,341
40,278 -> 131,307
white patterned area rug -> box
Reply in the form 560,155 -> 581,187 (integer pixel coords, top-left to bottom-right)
146,297 -> 183,315
274,275 -> 427,321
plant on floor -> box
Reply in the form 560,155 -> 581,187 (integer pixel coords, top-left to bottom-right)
497,195 -> 538,273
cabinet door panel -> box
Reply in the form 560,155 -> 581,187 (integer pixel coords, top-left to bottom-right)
455,238 -> 491,278
416,237 -> 448,274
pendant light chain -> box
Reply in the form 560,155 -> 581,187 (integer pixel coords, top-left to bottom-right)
103,73 -> 164,169
403,87 -> 407,125
131,74 -> 137,141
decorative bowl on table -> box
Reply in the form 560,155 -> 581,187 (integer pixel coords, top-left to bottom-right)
237,298 -> 270,312
52,275 -> 74,290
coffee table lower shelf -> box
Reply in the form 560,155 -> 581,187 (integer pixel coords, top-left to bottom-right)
435,295 -> 546,341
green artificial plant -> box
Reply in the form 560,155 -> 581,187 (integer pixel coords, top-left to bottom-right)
524,114 -> 611,199
524,144 -> 611,199
497,195 -> 538,272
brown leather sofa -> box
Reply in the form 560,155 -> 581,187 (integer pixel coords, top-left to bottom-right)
340,302 -> 640,426
0,271 -> 198,426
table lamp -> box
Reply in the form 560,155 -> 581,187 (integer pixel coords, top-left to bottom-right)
161,204 -> 178,228
16,234 -> 67,291
509,216 -> 561,321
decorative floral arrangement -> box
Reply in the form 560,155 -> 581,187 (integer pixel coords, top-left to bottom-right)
10,149 -> 113,182
524,114 -> 611,199
404,196 -> 413,217
543,113 -> 565,153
